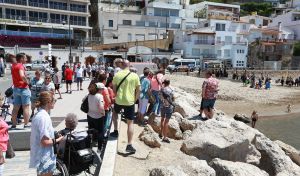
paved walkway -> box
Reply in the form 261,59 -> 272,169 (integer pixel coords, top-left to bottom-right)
5,79 -> 91,176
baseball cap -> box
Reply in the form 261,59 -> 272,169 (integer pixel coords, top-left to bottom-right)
96,83 -> 105,89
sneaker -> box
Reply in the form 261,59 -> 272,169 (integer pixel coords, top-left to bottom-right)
24,125 -> 31,129
125,145 -> 136,154
10,125 -> 16,129
65,91 -> 68,94
159,134 -> 162,139
110,130 -> 119,138
69,91 -> 72,94
162,138 -> 170,143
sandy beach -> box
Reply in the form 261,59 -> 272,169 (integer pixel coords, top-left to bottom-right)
167,74 -> 300,118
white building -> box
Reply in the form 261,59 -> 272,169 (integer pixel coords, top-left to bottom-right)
0,0 -> 91,39
173,1 -> 249,68
240,15 -> 272,27
268,11 -> 300,40
98,0 -> 183,44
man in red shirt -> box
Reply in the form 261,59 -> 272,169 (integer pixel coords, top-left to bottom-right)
64,65 -> 73,94
11,53 -> 31,128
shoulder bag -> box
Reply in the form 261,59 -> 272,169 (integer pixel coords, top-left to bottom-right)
80,95 -> 89,113
116,72 -> 131,93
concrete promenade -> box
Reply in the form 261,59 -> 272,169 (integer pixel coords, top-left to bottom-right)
5,80 -> 90,176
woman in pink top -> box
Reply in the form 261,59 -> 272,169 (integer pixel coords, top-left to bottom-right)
0,115 -> 9,175
151,70 -> 164,115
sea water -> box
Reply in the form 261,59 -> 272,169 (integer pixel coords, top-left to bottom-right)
256,116 -> 300,150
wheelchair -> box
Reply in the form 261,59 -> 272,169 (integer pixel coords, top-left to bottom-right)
53,130 -> 101,176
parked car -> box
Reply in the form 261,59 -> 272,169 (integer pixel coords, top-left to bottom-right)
25,60 -> 49,71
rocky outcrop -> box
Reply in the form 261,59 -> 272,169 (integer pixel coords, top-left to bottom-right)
148,115 -> 183,140
210,158 -> 268,176
275,140 -> 300,166
139,126 -> 161,148
182,160 -> 216,176
233,114 -> 251,123
181,116 -> 261,164
182,130 -> 192,140
179,118 -> 196,132
149,166 -> 187,176
254,135 -> 300,176
149,160 -> 215,176
173,89 -> 199,118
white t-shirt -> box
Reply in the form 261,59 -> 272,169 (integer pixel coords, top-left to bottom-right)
41,82 -> 55,92
29,109 -> 55,168
76,67 -> 83,78
87,94 -> 105,119
114,67 -> 121,75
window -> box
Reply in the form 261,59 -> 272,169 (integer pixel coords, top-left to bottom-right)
216,37 -> 221,43
242,24 -> 246,30
70,16 -> 86,26
135,34 -> 145,41
6,8 -> 26,20
148,21 -> 157,27
50,13 -> 61,23
237,36 -> 240,42
49,1 -> 67,10
224,49 -> 230,57
192,48 -> 200,56
225,36 -> 232,44
136,21 -> 145,26
70,4 -> 86,12
217,50 -> 222,57
216,23 -> 225,31
160,22 -> 169,28
169,10 -> 179,17
237,50 -> 239,54
29,11 -> 47,22
128,33 -> 132,42
123,20 -> 132,26
171,23 -> 180,29
108,20 -> 113,27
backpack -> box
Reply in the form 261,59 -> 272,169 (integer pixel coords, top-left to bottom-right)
80,95 -> 89,113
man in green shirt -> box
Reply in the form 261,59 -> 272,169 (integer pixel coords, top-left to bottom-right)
112,60 -> 140,153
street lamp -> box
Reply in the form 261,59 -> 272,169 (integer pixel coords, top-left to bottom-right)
62,18 -> 72,63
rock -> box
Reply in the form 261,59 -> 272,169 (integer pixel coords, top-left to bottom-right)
168,117 -> 183,140
172,112 -> 184,123
182,160 -> 216,176
254,134 -> 300,176
173,91 -> 199,118
275,140 -> 300,166
210,158 -> 268,176
182,130 -> 192,140
149,166 -> 187,176
149,116 -> 183,140
233,114 -> 251,123
181,117 -> 261,164
139,126 -> 161,148
179,118 -> 196,132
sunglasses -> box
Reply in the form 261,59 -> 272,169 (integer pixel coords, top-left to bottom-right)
45,77 -> 51,80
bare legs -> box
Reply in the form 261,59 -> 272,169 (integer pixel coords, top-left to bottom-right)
160,117 -> 169,140
127,120 -> 134,145
12,104 -> 30,126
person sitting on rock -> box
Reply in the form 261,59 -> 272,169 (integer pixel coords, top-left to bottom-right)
251,111 -> 258,128
159,79 -> 175,143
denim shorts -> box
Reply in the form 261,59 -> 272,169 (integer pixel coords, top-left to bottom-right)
202,99 -> 216,111
13,88 -> 31,106
161,106 -> 173,119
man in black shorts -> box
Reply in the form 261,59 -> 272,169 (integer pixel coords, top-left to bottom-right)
112,60 -> 140,153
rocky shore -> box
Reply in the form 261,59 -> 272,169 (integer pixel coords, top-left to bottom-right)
115,75 -> 300,176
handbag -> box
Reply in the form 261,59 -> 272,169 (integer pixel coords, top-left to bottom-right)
80,95 -> 89,113
6,141 -> 15,159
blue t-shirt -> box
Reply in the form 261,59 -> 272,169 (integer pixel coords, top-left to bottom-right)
140,76 -> 150,99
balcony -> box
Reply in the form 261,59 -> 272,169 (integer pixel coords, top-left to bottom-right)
70,20 -> 86,26
70,7 -> 86,13
194,40 -> 215,45
29,2 -> 48,8
3,0 -> 27,5
201,53 -> 217,59
49,4 -> 68,11
0,29 -> 69,39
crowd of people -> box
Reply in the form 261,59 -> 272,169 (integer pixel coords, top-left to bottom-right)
280,76 -> 300,87
0,54 -> 224,176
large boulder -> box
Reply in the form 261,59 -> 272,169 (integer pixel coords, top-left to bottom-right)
179,118 -> 196,132
233,114 -> 251,123
275,140 -> 300,166
182,160 -> 216,176
182,130 -> 192,140
254,135 -> 300,176
173,90 -> 199,118
139,126 -> 161,148
210,158 -> 268,176
181,116 -> 261,164
148,115 -> 183,140
149,166 -> 187,176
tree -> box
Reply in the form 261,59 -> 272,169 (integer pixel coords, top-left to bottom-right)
293,42 -> 300,56
240,2 -> 273,17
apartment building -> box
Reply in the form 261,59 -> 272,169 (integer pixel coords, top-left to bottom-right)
0,0 -> 91,39
98,0 -> 183,44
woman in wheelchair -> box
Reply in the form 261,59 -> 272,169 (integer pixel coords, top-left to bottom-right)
56,113 -> 78,157
29,91 -> 64,176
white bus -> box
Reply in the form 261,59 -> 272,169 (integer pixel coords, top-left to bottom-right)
174,59 -> 197,67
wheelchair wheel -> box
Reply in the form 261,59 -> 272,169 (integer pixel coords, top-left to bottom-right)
85,150 -> 101,176
54,158 -> 69,176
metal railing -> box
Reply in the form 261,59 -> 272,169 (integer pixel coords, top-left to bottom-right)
194,40 -> 215,45
3,0 -> 26,5
70,20 -> 86,26
0,29 -> 69,39
201,53 -> 217,58
28,2 -> 48,8
70,7 -> 86,13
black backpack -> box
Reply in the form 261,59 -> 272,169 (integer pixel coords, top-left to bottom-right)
80,95 -> 89,113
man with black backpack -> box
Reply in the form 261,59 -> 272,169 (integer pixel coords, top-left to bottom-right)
112,60 -> 140,153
